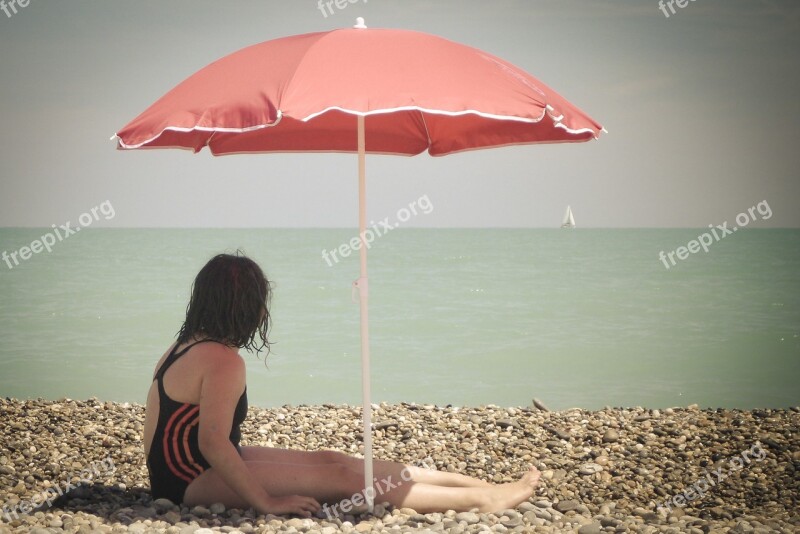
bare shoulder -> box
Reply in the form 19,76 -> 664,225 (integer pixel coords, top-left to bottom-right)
195,342 -> 247,404
196,342 -> 246,378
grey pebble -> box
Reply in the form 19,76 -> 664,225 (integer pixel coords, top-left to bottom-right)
578,463 -> 603,475
554,500 -> 579,513
454,512 -> 480,524
532,398 -> 550,411
602,429 -> 620,443
516,502 -> 536,513
577,524 -> 602,534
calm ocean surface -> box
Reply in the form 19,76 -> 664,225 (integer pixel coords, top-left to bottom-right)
0,228 -> 797,410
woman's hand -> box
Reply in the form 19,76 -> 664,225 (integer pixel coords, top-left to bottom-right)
259,495 -> 321,517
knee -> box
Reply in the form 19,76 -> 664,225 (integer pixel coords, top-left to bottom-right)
329,463 -> 363,494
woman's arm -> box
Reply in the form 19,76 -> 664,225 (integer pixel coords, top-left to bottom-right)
197,347 -> 319,516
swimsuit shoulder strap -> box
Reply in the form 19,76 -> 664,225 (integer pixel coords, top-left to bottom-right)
154,339 -> 219,382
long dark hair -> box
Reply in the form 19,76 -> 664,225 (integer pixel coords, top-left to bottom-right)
176,252 -> 272,357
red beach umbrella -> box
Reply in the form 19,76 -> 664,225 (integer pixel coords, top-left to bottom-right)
113,17 -> 603,510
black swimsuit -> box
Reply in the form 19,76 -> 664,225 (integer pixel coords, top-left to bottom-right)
147,340 -> 248,504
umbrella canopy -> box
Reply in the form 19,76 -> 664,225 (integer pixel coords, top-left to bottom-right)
114,18 -> 603,512
115,20 -> 602,154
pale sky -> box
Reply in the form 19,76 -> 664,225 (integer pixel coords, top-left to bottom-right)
0,0 -> 797,228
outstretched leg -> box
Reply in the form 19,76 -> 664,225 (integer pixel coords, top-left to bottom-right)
347,455 -> 492,489
394,467 -> 541,514
185,460 -> 540,516
240,446 -> 490,488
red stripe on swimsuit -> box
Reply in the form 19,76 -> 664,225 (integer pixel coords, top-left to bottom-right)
163,404 -> 201,483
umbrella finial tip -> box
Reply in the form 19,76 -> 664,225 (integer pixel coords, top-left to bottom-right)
354,17 -> 367,29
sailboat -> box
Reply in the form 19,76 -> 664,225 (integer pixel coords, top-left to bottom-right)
561,205 -> 576,229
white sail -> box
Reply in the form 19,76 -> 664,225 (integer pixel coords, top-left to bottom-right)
561,205 -> 575,228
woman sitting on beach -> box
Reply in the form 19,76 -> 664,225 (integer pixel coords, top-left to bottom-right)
143,253 -> 540,516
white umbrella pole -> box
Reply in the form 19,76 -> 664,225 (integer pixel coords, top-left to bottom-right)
355,114 -> 375,512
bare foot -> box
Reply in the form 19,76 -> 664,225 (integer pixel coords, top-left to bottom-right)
479,467 -> 541,512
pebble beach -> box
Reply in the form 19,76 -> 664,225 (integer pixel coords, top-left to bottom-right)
0,398 -> 797,534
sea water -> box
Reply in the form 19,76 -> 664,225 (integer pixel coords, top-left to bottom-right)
0,228 -> 797,410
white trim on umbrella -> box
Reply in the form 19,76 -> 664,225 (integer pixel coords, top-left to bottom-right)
300,105 -> 548,123
114,104 -> 602,151
111,111 -> 286,149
